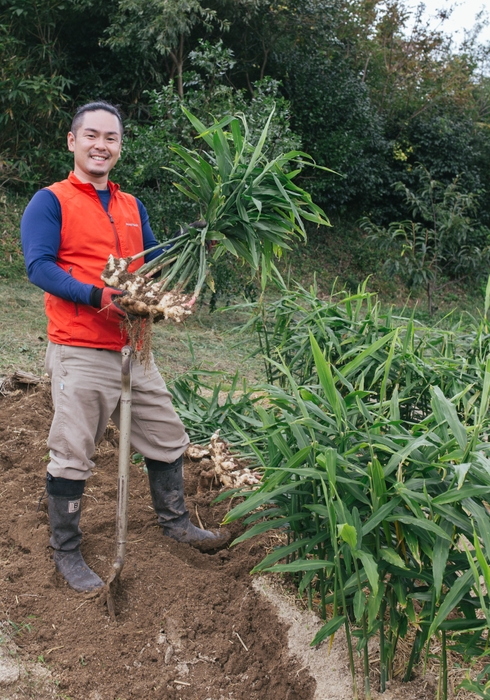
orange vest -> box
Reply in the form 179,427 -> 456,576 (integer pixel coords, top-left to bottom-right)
45,172 -> 144,351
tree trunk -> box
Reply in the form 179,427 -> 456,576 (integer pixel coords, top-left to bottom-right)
427,280 -> 433,316
170,34 -> 185,98
177,33 -> 184,98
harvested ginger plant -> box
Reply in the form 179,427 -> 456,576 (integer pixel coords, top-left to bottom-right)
187,431 -> 261,491
101,255 -> 194,363
101,254 -> 194,322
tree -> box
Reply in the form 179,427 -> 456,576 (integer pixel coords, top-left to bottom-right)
0,0 -> 73,185
104,0 -> 226,98
361,166 -> 490,313
282,49 -> 389,214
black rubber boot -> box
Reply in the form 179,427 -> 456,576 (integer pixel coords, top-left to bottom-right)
146,456 -> 230,552
46,474 -> 104,593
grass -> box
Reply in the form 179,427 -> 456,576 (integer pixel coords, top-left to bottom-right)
0,193 -> 28,281
151,300 -> 265,382
0,279 -> 265,382
0,281 -> 48,375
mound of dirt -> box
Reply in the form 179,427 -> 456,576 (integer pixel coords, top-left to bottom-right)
0,384 -> 315,700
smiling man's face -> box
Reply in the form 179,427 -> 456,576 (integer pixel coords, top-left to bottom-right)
67,110 -> 122,189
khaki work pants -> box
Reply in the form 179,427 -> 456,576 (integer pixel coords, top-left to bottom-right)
45,342 -> 189,480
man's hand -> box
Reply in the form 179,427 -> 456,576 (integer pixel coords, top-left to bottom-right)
90,286 -> 128,319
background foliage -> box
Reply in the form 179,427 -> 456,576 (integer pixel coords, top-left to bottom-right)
1,0 -> 490,296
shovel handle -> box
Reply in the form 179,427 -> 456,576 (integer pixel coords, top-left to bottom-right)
121,347 -> 131,376
113,345 -> 132,576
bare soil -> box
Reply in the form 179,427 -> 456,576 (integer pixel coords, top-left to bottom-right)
0,383 -> 315,700
0,381 -> 464,700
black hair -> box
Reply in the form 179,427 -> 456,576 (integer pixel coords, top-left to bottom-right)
70,101 -> 124,136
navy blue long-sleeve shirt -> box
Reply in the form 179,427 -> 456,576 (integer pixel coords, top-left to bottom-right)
21,188 -> 161,305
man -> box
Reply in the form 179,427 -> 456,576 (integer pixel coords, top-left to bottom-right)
21,100 -> 228,594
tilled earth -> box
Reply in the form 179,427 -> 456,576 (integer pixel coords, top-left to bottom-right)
0,382 -> 315,700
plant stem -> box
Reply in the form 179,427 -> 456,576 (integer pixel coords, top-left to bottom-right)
322,478 -> 358,699
404,624 -> 429,682
404,628 -> 420,683
336,549 -> 358,700
310,480 -> 325,617
354,558 -> 371,700
129,241 -> 169,263
380,597 -> 386,693
137,233 -> 190,273
442,631 -> 447,700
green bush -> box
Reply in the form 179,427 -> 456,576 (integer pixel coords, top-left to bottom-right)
360,167 -> 490,314
284,51 -> 390,217
0,193 -> 28,279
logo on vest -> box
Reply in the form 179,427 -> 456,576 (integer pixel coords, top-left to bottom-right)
68,499 -> 80,514
126,223 -> 139,227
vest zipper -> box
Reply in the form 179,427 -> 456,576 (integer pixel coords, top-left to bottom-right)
99,193 -> 122,258
68,266 -> 79,316
94,188 -> 122,258
106,207 -> 122,258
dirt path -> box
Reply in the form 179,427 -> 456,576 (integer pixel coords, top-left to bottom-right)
0,384 -> 315,700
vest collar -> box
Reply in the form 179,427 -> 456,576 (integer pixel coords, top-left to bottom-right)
67,171 -> 121,196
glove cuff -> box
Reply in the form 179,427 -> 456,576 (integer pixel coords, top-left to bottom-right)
90,286 -> 103,308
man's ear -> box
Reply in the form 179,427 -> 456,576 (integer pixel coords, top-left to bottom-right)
67,131 -> 75,153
